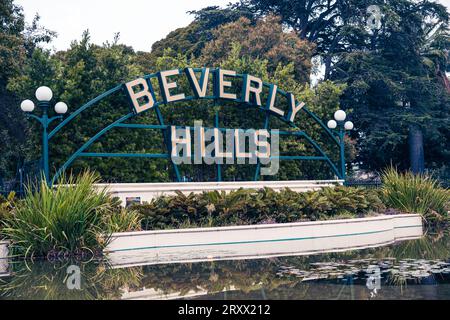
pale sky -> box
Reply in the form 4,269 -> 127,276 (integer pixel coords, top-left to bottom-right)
16,0 -> 450,54
16,0 -> 232,52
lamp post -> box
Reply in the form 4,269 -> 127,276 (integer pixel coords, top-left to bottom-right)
20,86 -> 68,184
327,110 -> 354,181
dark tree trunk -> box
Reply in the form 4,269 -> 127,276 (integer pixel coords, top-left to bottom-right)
408,125 -> 425,174
324,55 -> 332,80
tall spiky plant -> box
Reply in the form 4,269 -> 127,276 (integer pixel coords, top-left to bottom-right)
1,171 -> 115,258
381,167 -> 449,219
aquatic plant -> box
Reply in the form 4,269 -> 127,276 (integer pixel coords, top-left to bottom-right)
1,171 -> 118,258
381,167 -> 449,221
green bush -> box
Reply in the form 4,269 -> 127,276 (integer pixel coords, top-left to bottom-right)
135,186 -> 385,230
0,192 -> 16,239
381,167 -> 449,220
1,171 -> 123,258
104,208 -> 142,233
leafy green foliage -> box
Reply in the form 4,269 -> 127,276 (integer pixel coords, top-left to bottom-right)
330,1 -> 450,173
381,167 -> 450,221
146,6 -> 253,68
199,15 -> 314,82
8,32 -> 171,182
104,208 -> 142,233
0,191 -> 16,237
135,186 -> 385,230
0,171 -> 120,258
3,0 -> 448,183
0,2 -> 55,178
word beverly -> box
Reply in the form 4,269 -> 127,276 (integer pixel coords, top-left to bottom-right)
125,68 -> 306,123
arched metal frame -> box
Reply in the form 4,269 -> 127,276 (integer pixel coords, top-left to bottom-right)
48,68 -> 345,183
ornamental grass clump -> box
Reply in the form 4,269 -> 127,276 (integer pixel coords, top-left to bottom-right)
0,171 -> 134,258
381,167 -> 449,221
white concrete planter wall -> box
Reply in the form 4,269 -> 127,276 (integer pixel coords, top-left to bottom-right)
95,180 -> 343,206
0,241 -> 9,278
106,214 -> 423,268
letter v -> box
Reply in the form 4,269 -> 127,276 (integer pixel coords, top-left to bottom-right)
185,67 -> 210,98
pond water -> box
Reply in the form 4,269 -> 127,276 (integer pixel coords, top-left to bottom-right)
1,232 -> 450,300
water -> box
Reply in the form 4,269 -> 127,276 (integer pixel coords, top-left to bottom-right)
1,232 -> 450,300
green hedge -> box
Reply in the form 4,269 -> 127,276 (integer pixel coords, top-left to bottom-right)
133,186 -> 385,230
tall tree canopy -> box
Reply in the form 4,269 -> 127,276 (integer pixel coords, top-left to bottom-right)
0,0 -> 55,179
331,0 -> 449,173
238,0 -> 450,175
7,14 -> 348,182
2,0 -> 448,183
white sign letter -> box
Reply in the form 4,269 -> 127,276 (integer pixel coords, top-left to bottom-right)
216,69 -> 237,100
287,93 -> 305,123
159,69 -> 186,103
125,78 -> 155,114
186,68 -> 210,98
266,84 -> 284,116
243,75 -> 263,106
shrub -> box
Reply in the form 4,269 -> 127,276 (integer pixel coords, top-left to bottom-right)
104,208 -> 142,233
1,171 -> 119,258
381,167 -> 449,220
135,186 -> 385,230
0,192 -> 16,218
0,192 -> 17,239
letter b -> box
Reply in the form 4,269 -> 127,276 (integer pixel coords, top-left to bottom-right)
125,78 -> 155,114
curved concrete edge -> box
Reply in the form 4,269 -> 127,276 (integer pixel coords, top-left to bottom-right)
93,180 -> 344,205
0,215 -> 424,271
105,214 -> 423,268
0,241 -> 9,258
0,241 -> 9,277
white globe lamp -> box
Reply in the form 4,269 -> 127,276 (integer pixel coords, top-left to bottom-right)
334,110 -> 346,122
344,121 -> 354,130
54,102 -> 68,114
20,99 -> 35,112
35,86 -> 53,102
327,120 -> 337,129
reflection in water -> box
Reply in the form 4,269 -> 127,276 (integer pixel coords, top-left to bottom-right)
1,232 -> 450,300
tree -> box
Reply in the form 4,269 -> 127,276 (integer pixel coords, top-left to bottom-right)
333,0 -> 449,173
139,16 -> 345,181
138,6 -> 253,74
9,31 -> 170,182
4,7 -> 352,182
237,0 -> 375,79
0,0 -> 55,179
199,15 -> 314,82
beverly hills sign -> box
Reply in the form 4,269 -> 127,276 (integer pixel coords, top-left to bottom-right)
124,68 -> 306,174
20,67 -> 346,184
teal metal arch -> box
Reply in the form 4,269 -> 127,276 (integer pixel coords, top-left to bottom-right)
49,68 -> 345,183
